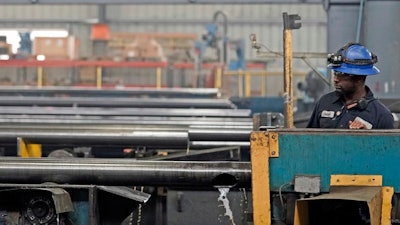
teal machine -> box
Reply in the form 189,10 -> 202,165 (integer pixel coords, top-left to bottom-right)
251,128 -> 400,225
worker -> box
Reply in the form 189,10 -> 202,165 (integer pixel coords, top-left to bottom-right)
306,42 -> 394,129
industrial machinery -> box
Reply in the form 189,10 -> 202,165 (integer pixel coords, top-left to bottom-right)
0,1 -> 399,225
0,87 -> 256,224
3,127 -> 400,225
250,128 -> 400,225
195,10 -> 246,88
0,158 -> 251,225
0,183 -> 150,225
0,85 -> 289,225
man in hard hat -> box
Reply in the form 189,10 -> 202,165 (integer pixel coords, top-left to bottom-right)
306,42 -> 394,129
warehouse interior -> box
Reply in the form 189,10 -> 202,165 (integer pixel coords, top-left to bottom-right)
0,1 -> 399,225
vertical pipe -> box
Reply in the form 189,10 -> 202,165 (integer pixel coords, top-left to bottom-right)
282,12 -> 300,128
237,70 -> 243,97
37,66 -> 43,88
261,72 -> 266,96
245,72 -> 251,97
156,67 -> 162,89
97,4 -> 106,24
356,0 -> 365,43
213,11 -> 228,65
283,30 -> 294,128
96,66 -> 102,89
214,67 -> 222,89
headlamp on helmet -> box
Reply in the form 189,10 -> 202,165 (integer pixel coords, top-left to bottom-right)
327,50 -> 377,67
327,53 -> 343,67
327,42 -> 380,76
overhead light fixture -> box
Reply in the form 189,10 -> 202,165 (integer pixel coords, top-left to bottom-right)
36,55 -> 45,61
0,55 -> 10,60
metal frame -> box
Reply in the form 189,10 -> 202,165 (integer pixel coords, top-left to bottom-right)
250,129 -> 399,225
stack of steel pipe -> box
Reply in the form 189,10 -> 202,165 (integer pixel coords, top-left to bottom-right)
0,91 -> 254,155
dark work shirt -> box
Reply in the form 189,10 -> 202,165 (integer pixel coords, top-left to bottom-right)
306,86 -> 394,129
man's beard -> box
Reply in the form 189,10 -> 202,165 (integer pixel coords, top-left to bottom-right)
335,87 -> 355,98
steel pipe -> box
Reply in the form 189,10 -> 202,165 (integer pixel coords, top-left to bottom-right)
0,0 -> 323,4
188,127 -> 251,141
0,118 -> 252,127
0,129 -> 189,148
0,119 -> 252,127
0,96 -> 236,109
0,123 -> 252,132
0,158 -> 251,188
0,124 -> 188,131
0,114 -> 252,121
0,124 -> 252,148
0,115 -> 253,126
0,106 -> 251,117
0,87 -> 220,98
189,141 -> 250,148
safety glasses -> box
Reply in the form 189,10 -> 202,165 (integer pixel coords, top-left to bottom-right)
333,71 -> 355,80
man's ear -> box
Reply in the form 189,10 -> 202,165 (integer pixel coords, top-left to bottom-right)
353,75 -> 366,84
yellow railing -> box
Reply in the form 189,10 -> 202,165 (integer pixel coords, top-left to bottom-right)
0,60 -> 305,95
220,69 -> 306,97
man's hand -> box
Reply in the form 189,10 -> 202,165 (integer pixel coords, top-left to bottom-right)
349,117 -> 372,129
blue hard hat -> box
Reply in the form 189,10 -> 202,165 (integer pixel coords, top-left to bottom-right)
327,43 -> 380,76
